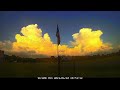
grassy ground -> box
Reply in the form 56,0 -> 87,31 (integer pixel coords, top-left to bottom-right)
0,55 -> 120,78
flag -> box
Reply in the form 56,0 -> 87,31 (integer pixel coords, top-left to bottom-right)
56,24 -> 60,45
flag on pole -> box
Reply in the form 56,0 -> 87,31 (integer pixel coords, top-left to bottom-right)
56,24 -> 60,45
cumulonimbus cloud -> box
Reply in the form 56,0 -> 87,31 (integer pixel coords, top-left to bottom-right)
70,28 -> 113,55
0,24 -> 113,58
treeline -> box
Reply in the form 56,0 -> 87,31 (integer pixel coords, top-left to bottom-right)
89,50 -> 120,57
4,55 -> 36,63
60,50 -> 120,61
4,55 -> 56,63
4,50 -> 120,63
71,50 -> 120,61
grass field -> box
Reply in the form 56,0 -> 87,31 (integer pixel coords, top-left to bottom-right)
0,55 -> 120,78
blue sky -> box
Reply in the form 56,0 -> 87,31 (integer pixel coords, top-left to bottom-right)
0,11 -> 120,46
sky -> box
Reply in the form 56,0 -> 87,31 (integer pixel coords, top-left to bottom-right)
0,11 -> 120,58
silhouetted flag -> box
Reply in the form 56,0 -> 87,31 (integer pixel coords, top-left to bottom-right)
56,25 -> 60,45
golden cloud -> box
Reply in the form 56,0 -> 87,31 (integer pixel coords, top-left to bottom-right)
70,28 -> 113,55
0,24 -> 113,58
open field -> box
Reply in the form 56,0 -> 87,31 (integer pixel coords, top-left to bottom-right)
0,55 -> 120,78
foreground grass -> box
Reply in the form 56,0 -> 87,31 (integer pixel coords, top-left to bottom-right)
0,55 -> 120,78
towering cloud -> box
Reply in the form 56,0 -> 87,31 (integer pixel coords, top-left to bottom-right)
0,24 -> 113,58
70,28 -> 112,55
12,24 -> 57,57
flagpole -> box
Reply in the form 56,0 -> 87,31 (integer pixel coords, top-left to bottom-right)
57,44 -> 60,76
56,24 -> 60,76
73,56 -> 75,76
